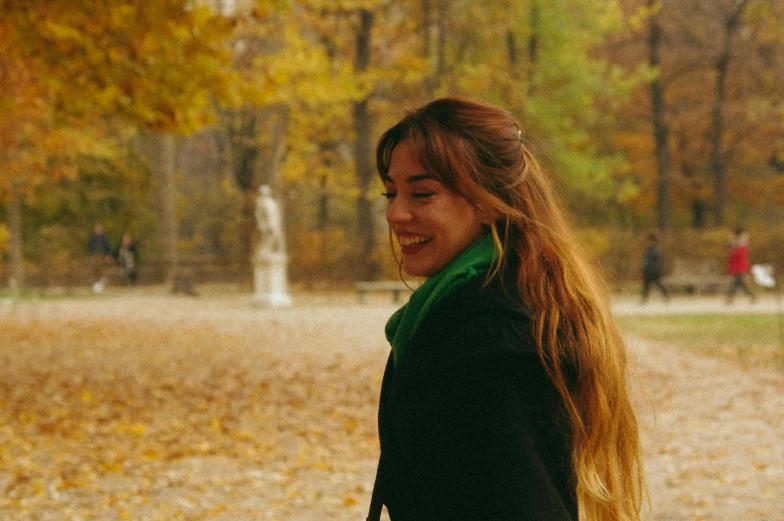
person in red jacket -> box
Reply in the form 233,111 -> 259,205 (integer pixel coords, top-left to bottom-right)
726,227 -> 756,304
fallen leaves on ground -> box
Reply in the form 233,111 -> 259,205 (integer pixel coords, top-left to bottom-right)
627,336 -> 784,521
1,293 -> 783,521
0,300 -> 389,521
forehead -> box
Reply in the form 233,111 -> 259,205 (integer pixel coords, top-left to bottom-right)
386,141 -> 440,183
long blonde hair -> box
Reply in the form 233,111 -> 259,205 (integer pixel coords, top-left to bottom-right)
377,97 -> 644,521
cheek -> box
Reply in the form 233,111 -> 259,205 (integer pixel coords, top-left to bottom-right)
453,204 -> 484,234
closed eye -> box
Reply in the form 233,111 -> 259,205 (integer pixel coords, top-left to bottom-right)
381,191 -> 435,199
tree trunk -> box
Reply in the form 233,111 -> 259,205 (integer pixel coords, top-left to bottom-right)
506,30 -> 518,67
435,0 -> 446,84
158,133 -> 179,284
648,0 -> 672,231
421,0 -> 437,95
229,107 -> 260,193
318,145 -> 331,232
353,8 -> 379,281
256,104 -> 289,193
421,0 -> 432,77
691,199 -> 708,229
711,0 -> 748,226
6,183 -> 23,295
225,107 -> 259,263
527,0 -> 540,97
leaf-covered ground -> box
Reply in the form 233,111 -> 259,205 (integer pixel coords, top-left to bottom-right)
1,290 -> 782,521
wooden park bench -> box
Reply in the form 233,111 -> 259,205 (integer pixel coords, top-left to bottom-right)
661,258 -> 732,295
354,281 -> 412,303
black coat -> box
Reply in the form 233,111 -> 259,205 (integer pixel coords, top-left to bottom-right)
375,276 -> 577,521
642,245 -> 663,279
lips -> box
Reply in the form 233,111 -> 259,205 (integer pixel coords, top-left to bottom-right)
396,233 -> 431,254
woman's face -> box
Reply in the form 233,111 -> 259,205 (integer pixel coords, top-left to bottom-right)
384,140 -> 486,278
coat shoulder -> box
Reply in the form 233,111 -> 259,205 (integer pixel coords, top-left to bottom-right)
410,274 -> 537,362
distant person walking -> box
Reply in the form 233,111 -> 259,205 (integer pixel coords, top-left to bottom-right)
641,233 -> 669,304
87,223 -> 112,293
726,227 -> 755,304
115,233 -> 138,286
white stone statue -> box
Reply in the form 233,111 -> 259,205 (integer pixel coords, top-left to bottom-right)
252,185 -> 292,307
255,185 -> 284,261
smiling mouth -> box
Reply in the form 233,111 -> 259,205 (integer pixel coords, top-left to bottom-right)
397,234 -> 431,248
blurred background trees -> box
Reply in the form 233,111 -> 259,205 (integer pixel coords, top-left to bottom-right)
1,0 -> 783,290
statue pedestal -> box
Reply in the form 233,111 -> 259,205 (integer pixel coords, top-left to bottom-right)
252,253 -> 292,307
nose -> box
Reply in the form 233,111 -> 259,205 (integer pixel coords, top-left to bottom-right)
386,196 -> 412,226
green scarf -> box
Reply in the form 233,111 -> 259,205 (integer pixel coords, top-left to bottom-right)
385,234 -> 496,366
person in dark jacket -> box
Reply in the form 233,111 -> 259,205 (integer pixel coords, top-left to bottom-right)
641,233 -> 669,303
368,98 -> 643,521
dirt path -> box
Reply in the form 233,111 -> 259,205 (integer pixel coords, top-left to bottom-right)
627,336 -> 783,520
1,287 -> 782,520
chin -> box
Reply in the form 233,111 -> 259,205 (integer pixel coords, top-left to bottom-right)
401,264 -> 424,278
402,263 -> 438,278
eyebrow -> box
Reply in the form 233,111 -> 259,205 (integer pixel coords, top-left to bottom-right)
384,173 -> 439,184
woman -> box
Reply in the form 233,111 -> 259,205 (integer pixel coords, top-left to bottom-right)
367,98 -> 643,521
115,233 -> 138,286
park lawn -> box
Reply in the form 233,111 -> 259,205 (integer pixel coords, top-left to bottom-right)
617,313 -> 784,370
